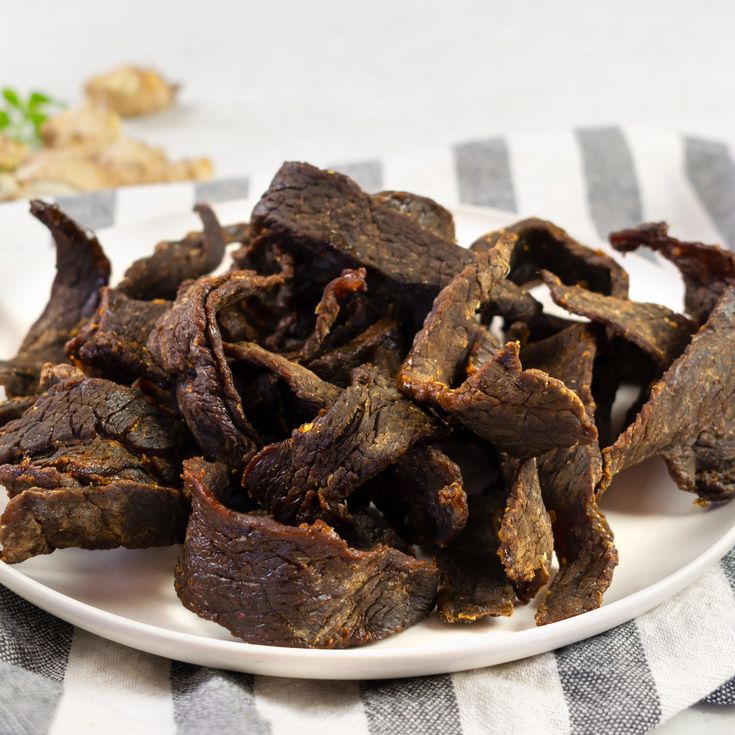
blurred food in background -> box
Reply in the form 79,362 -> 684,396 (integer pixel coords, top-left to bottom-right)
0,66 -> 212,201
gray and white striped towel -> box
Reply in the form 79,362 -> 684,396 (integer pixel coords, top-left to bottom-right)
1,125 -> 734,735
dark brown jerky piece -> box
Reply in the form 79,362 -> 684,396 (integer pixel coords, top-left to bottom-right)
372,190 -> 456,242
299,268 -> 368,361
610,222 -> 735,325
0,480 -> 189,564
242,365 -> 440,525
0,201 -> 111,397
436,493 -> 515,622
542,271 -> 695,368
223,341 -> 341,411
148,270 -> 286,466
472,217 -> 629,297
368,445 -> 468,547
398,241 -> 596,457
0,397 -> 35,427
306,318 -> 403,387
250,162 -> 471,322
498,457 -> 553,604
601,287 -> 735,503
66,287 -> 171,386
522,324 -> 618,623
338,503 -> 410,553
117,204 -> 230,301
175,458 -> 438,648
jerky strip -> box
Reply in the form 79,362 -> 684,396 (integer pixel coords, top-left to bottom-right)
601,287 -> 735,503
498,457 -> 553,604
372,190 -> 456,242
175,458 -> 438,649
542,270 -> 694,368
242,365 -> 440,525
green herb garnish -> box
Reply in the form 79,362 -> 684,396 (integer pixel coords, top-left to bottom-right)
0,88 -> 65,148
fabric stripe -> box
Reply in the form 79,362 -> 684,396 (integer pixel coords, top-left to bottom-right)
49,630 -> 176,735
555,620 -> 661,735
719,544 -> 735,592
195,176 -> 250,204
114,181 -> 195,227
453,138 -> 517,212
0,585 -> 73,680
330,160 -> 383,192
684,137 -> 735,249
170,662 -> 270,735
381,147 -> 459,205
56,190 -> 117,230
254,677 -> 369,735
576,126 -> 643,240
453,652 -> 570,735
636,565 -> 735,721
0,661 -> 65,735
506,130 -> 598,243
360,675 -> 462,735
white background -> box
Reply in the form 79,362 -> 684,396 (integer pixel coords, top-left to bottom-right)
4,1 -> 735,731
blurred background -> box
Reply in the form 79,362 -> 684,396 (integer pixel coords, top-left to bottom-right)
5,0 -> 735,181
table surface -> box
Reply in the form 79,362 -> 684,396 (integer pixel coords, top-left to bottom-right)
5,1 -> 735,731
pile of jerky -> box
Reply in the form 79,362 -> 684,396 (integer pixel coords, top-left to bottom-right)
1,162 -> 734,649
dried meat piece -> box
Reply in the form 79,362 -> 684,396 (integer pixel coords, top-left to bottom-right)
66,287 -> 171,385
299,268 -> 367,360
117,204 -> 230,301
542,271 -> 695,368
338,503 -> 410,553
610,222 -> 735,325
398,241 -> 596,457
0,480 -> 188,564
175,458 -> 438,648
0,397 -> 35,427
436,494 -> 515,622
367,445 -> 468,547
148,270 -> 286,466
242,365 -> 440,525
0,201 -> 110,396
472,217 -> 629,297
372,190 -> 456,242
250,162 -> 471,322
498,457 -> 553,604
601,287 -> 735,503
521,325 -> 618,623
223,341 -> 341,411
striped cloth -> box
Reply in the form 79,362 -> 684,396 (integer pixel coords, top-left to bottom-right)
1,125 -> 734,735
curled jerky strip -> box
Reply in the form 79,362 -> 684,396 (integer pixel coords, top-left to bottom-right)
601,287 -> 735,503
542,271 -> 695,368
522,324 -> 618,624
175,458 -> 438,649
398,237 -> 596,457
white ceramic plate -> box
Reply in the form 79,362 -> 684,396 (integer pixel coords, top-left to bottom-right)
1,203 -> 733,680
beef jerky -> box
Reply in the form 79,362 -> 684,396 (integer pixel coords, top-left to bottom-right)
472,217 -> 629,297
148,270 -> 286,466
250,162 -> 472,322
299,268 -> 368,361
610,222 -> 735,325
223,341 -> 341,411
0,366 -> 184,489
498,457 -> 553,604
306,318 -> 403,387
117,204 -> 229,301
368,445 -> 468,547
542,271 -> 695,368
0,397 -> 35,427
66,287 -> 171,386
0,480 -> 189,564
372,190 -> 456,242
504,313 -> 578,346
242,365 -> 440,525
436,493 -> 515,622
0,201 -> 111,396
175,458 -> 438,648
522,324 -> 618,623
338,503 -> 410,553
601,287 -> 735,503
398,241 -> 596,457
